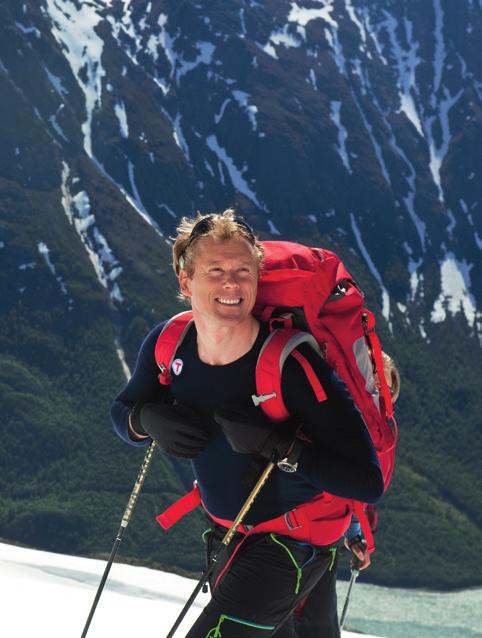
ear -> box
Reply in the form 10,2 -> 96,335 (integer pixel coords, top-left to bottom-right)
179,269 -> 192,298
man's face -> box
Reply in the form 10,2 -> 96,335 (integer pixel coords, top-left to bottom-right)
179,236 -> 259,328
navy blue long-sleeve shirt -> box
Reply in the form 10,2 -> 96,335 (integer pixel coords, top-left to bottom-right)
111,322 -> 383,525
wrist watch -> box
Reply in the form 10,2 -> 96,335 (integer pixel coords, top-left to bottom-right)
277,439 -> 304,473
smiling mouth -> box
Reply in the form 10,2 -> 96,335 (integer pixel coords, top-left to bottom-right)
216,297 -> 242,305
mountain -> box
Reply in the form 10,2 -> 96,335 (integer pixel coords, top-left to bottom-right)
0,0 -> 481,589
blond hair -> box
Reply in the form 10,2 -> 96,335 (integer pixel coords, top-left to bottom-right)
172,209 -> 263,277
382,352 -> 400,403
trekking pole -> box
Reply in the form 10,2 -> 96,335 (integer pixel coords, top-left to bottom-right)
339,558 -> 360,630
165,459 -> 276,638
80,441 -> 157,638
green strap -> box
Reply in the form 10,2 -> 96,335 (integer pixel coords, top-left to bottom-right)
269,533 -> 304,594
205,614 -> 274,637
202,527 -> 212,543
328,546 -> 337,571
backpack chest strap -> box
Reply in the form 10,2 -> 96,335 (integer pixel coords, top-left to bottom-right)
253,329 -> 327,423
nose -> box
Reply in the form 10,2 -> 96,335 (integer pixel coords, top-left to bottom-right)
222,270 -> 240,287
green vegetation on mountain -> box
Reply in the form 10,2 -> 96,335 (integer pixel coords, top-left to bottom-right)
1,188 -> 482,588
1,0 -> 481,593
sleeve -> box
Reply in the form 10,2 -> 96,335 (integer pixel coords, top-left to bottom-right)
281,342 -> 384,503
110,322 -> 167,447
345,514 -> 362,541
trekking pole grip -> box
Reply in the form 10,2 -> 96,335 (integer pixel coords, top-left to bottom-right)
121,440 -> 157,528
221,460 -> 275,547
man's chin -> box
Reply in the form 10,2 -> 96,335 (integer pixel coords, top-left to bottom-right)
213,304 -> 251,323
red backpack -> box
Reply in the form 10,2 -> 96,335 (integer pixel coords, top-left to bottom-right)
154,241 -> 398,552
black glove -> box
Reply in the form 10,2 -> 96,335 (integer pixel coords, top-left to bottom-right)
133,402 -> 209,458
214,404 -> 300,464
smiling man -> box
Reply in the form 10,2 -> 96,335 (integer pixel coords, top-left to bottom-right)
111,209 -> 383,637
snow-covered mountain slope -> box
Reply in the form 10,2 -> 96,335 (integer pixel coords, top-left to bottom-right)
0,542 -> 382,638
2,0 -> 481,336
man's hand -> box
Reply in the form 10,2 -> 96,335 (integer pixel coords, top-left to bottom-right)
132,402 -> 210,458
214,404 -> 296,462
344,535 -> 371,571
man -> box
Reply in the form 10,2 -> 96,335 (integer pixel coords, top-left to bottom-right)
111,209 -> 383,637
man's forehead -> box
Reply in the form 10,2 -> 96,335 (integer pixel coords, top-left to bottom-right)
194,236 -> 256,260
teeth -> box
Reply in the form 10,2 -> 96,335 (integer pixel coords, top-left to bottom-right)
217,298 -> 241,305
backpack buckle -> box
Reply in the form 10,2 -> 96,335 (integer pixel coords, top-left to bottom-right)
284,510 -> 302,531
251,391 -> 277,407
158,363 -> 172,385
269,312 -> 293,331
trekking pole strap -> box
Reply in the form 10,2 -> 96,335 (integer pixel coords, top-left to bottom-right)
156,482 -> 201,529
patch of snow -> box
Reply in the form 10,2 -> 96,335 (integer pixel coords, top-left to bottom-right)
15,21 -> 41,37
289,1 -> 337,28
0,542 -> 380,638
330,101 -> 352,174
446,209 -> 456,236
408,257 -> 423,300
203,159 -> 215,178
127,161 -> 149,217
431,253 -> 477,328
176,42 -> 216,84
425,87 -> 463,203
60,163 -> 124,303
45,0 -> 106,158
157,203 -> 177,219
351,58 -> 370,95
419,320 -> 428,339
43,66 -> 68,97
48,111 -> 68,141
37,241 -> 68,296
432,0 -> 445,95
267,219 -> 281,235
350,214 -> 391,328
206,134 -> 266,210
308,68 -> 317,89
173,114 -> 191,162
114,101 -> 129,139
324,26 -> 347,76
265,24 -> 303,54
239,8 -> 247,36
232,90 -> 258,131
403,192 -> 427,252
160,107 -> 191,162
214,98 -> 231,124
351,92 -> 390,185
382,13 -> 423,137
345,0 -> 367,43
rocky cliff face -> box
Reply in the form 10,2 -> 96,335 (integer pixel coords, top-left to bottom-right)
0,0 -> 481,588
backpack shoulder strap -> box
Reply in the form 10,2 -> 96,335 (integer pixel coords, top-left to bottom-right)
253,328 -> 327,423
154,310 -> 194,385
362,310 -> 394,418
353,500 -> 375,554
